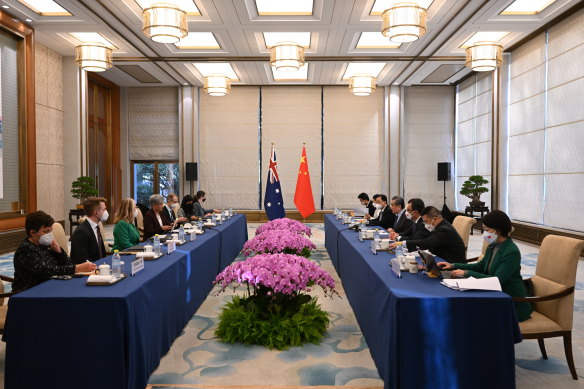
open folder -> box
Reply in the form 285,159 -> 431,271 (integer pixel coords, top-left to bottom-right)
441,276 -> 502,292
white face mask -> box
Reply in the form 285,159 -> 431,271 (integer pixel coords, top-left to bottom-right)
100,210 -> 109,222
374,203 -> 383,210
134,209 -> 139,218
405,211 -> 412,220
38,232 -> 54,246
171,203 -> 179,209
483,230 -> 498,245
424,222 -> 435,232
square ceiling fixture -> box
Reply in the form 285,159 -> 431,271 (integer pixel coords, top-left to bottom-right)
193,63 -> 239,80
263,32 -> 311,48
18,0 -> 71,15
175,32 -> 220,49
460,31 -> 510,48
135,0 -> 201,15
370,0 -> 434,15
500,0 -> 558,15
70,32 -> 117,48
255,0 -> 313,15
356,32 -> 401,49
343,63 -> 386,80
271,64 -> 309,81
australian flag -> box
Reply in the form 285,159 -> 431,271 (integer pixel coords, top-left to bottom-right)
264,145 -> 285,220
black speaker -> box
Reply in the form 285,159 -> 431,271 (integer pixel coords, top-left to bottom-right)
185,162 -> 198,181
437,162 -> 451,181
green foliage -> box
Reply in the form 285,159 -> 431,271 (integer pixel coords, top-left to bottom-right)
215,293 -> 330,350
283,247 -> 312,258
459,175 -> 489,202
133,162 -> 180,206
70,176 -> 99,201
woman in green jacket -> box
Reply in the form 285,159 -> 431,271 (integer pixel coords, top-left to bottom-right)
112,198 -> 141,251
438,210 -> 533,322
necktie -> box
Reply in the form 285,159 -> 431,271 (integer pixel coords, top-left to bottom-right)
96,224 -> 106,258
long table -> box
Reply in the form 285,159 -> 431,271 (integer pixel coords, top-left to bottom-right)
324,214 -> 522,389
3,214 -> 247,389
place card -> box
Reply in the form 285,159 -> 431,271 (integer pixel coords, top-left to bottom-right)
189,231 -> 197,241
131,257 -> 144,276
390,257 -> 402,278
167,240 -> 176,254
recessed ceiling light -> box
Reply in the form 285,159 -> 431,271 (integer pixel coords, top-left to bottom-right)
17,0 -> 71,15
70,32 -> 117,48
501,0 -> 558,15
271,64 -> 309,81
193,63 -> 239,81
134,0 -> 200,16
26,18 -> 32,22
174,32 -> 220,49
263,32 -> 311,48
460,31 -> 509,48
183,82 -> 189,85
356,32 -> 401,49
370,0 -> 433,15
343,63 -> 386,80
2,5 -> 9,9
255,0 -> 313,16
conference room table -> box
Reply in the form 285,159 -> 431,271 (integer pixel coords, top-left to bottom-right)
324,214 -> 522,389
3,214 -> 247,389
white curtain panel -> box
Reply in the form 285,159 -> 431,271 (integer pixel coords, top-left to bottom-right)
199,86 -> 260,209
322,86 -> 384,209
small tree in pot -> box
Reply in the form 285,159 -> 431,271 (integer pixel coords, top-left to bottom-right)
460,175 -> 489,207
71,176 -> 99,208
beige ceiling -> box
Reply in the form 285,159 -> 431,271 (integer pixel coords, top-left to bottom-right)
3,0 -> 580,87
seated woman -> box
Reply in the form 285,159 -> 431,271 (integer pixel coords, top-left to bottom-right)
13,211 -> 96,293
193,190 -> 220,218
143,194 -> 173,240
438,210 -> 533,322
178,194 -> 196,221
112,198 -> 141,251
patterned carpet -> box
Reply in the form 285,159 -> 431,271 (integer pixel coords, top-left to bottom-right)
0,223 -> 583,389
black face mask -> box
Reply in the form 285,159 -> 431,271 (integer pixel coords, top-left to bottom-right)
202,198 -> 206,202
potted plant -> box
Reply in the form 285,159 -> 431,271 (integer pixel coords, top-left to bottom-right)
460,175 -> 489,207
71,176 -> 99,208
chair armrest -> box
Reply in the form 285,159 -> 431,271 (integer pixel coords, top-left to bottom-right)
512,286 -> 574,302
0,275 -> 15,283
0,292 -> 16,298
465,256 -> 479,263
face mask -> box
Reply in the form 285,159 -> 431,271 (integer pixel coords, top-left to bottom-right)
134,209 -> 139,218
171,203 -> 179,209
424,222 -> 435,232
374,203 -> 382,210
405,211 -> 412,220
100,210 -> 109,222
202,198 -> 206,203
483,231 -> 498,245
38,232 -> 54,246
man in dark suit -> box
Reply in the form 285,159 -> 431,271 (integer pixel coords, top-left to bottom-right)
70,197 -> 108,264
394,206 -> 466,263
367,194 -> 396,230
161,193 -> 187,225
357,192 -> 376,217
387,196 -> 412,234
390,198 -> 431,241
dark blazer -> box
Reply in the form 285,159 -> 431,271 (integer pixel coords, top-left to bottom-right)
161,205 -> 176,224
400,217 -> 431,241
368,206 -> 396,230
143,209 -> 170,241
366,201 -> 376,217
392,211 -> 413,234
70,219 -> 106,264
193,201 -> 212,217
405,219 -> 466,263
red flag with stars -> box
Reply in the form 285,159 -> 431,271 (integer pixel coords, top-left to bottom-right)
294,145 -> 315,218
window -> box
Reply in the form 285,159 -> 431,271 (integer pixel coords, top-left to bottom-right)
132,161 -> 179,206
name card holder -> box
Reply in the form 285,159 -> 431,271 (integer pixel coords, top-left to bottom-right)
370,240 -> 378,255
167,241 -> 176,254
189,231 -> 197,242
131,257 -> 145,276
390,257 -> 402,278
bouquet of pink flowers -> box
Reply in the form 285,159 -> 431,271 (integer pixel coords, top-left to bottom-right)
255,217 -> 312,237
242,230 -> 316,257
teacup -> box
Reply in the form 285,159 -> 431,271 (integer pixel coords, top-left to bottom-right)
172,233 -> 179,241
98,264 -> 111,276
144,244 -> 153,252
379,239 -> 390,250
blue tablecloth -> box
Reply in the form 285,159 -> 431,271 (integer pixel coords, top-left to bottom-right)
211,214 -> 248,272
324,214 -> 522,389
3,215 -> 247,389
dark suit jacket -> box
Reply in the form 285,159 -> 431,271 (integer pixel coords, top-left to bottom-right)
392,211 -> 413,234
368,206 -> 396,230
405,219 -> 467,263
161,205 -> 176,224
366,201 -> 376,217
70,219 -> 106,264
400,217 -> 431,241
143,210 -> 170,241
193,201 -> 212,217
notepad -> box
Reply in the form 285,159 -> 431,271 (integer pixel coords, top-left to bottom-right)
441,276 -> 502,292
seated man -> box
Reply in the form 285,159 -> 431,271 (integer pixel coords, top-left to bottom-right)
390,206 -> 466,263
390,198 -> 431,241
387,196 -> 412,235
161,193 -> 187,225
70,197 -> 109,264
367,194 -> 395,230
357,192 -> 376,218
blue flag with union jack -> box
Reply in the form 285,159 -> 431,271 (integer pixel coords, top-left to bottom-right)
264,145 -> 285,220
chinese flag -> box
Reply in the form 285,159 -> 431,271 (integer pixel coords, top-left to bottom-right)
294,145 -> 315,218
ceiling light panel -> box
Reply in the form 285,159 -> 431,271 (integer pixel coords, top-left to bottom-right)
255,0 -> 313,15
370,0 -> 433,15
271,64 -> 309,81
263,32 -> 311,48
175,32 -> 220,49
135,0 -> 200,15
193,63 -> 239,81
18,0 -> 71,15
343,63 -> 386,80
70,32 -> 117,48
500,0 -> 558,15
460,31 -> 509,48
356,32 -> 401,49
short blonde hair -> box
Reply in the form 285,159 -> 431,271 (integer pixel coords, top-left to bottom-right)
114,198 -> 136,224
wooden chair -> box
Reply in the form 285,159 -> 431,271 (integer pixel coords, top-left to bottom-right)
52,222 -> 69,256
0,275 -> 16,334
135,208 -> 145,241
513,235 -> 584,380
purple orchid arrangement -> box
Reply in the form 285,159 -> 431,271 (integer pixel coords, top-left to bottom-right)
242,229 -> 316,257
215,253 -> 336,297
255,217 -> 312,237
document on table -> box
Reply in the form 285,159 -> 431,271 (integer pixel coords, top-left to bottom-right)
441,276 -> 502,292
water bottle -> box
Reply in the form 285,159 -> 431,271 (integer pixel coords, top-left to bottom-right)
178,225 -> 185,242
112,250 -> 122,279
211,213 -> 216,224
396,244 -> 403,257
229,207 -> 233,218
373,230 -> 380,248
153,234 -> 161,256
197,218 -> 203,231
